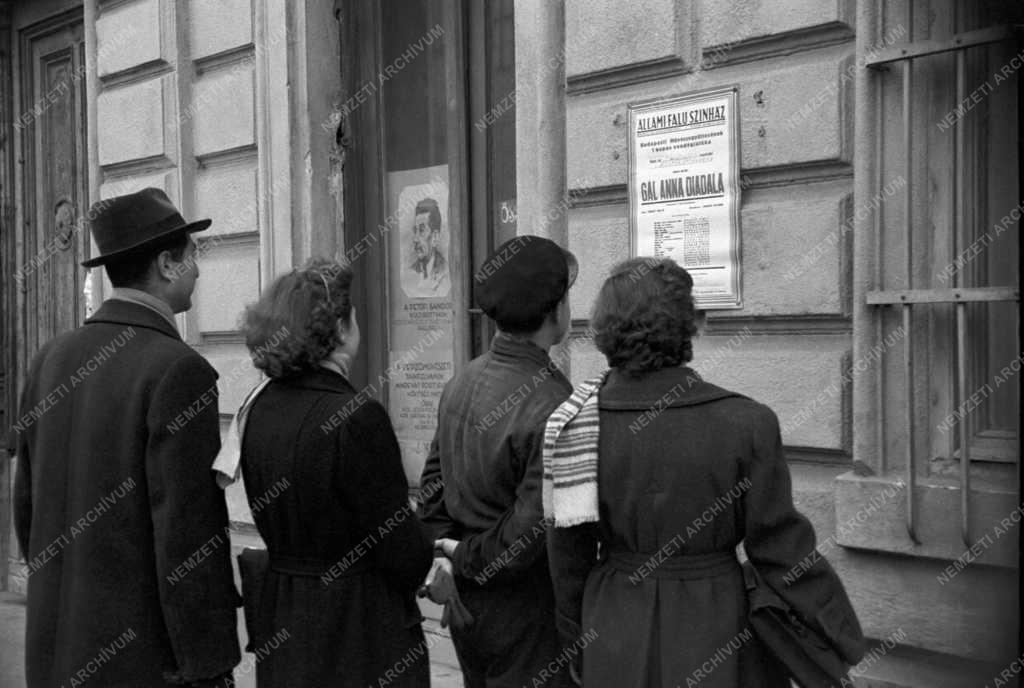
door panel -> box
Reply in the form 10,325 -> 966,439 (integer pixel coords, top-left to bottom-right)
20,13 -> 89,358
7,7 -> 89,593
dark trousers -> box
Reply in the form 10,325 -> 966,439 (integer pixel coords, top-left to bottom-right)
451,572 -> 575,688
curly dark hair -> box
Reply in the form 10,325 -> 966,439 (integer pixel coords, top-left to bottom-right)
242,257 -> 354,379
591,257 -> 700,377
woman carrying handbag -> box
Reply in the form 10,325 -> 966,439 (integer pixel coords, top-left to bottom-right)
545,257 -> 865,687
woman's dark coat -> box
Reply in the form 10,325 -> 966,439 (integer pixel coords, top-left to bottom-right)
241,366 -> 433,688
548,366 -> 864,688
13,300 -> 241,687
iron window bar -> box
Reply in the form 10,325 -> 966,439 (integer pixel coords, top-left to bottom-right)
866,289 -> 1019,548
863,26 -> 1017,68
865,25 -> 1021,548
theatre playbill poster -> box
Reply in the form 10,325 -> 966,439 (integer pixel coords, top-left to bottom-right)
628,86 -> 742,309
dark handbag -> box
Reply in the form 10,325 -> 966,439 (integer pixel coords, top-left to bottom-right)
742,561 -> 864,688
237,547 -> 269,653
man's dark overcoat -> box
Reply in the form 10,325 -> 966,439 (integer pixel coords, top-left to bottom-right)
548,366 -> 864,688
13,299 -> 241,687
240,366 -> 433,688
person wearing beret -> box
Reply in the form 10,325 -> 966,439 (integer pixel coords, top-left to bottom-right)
544,258 -> 864,687
12,188 -> 241,687
419,235 -> 578,688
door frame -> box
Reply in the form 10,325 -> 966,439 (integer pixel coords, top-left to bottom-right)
339,0 -> 384,395
1,0 -> 87,592
1,0 -> 15,592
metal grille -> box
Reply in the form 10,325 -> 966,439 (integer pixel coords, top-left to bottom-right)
865,26 -> 1020,547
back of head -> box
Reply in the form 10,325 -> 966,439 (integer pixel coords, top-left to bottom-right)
84,186 -> 211,284
104,232 -> 190,289
474,235 -> 577,334
591,257 -> 700,377
242,258 -> 354,379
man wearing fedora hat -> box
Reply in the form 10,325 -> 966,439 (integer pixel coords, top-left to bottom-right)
419,235 -> 578,688
12,188 -> 240,687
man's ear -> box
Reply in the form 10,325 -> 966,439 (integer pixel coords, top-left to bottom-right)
546,300 -> 564,326
154,249 -> 176,282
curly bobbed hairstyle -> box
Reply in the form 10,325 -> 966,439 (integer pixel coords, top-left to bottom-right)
591,257 -> 700,377
242,257 -> 354,379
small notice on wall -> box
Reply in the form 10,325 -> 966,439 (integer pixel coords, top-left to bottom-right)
628,86 -> 742,309
386,164 -> 455,482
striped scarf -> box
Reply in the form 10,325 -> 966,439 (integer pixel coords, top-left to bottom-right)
542,372 -> 609,527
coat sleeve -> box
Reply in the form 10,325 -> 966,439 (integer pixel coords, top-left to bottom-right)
418,434 -> 459,541
12,360 -> 39,562
12,345 -> 51,563
741,404 -> 865,663
12,437 -> 31,562
547,522 -> 599,649
146,353 -> 241,682
337,400 -> 433,593
449,413 -> 550,584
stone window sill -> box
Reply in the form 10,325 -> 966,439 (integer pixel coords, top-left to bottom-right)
833,470 -> 1019,567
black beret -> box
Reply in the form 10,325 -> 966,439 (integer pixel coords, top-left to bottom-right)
474,235 -> 578,332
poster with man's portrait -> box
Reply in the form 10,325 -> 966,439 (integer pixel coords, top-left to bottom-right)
389,168 -> 451,299
385,164 -> 455,483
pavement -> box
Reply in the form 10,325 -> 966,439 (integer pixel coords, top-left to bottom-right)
0,529 -> 464,688
0,592 -> 25,688
4,571 -> 1006,688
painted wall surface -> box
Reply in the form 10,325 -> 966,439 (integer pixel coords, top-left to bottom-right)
547,0 -> 1020,674
562,0 -> 856,446
91,0 -> 266,525
83,0 -> 342,526
87,0 -> 343,526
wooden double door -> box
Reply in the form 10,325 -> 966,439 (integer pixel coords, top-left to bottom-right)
2,2 -> 89,591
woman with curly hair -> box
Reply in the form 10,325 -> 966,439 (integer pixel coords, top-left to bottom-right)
233,258 -> 434,687
543,257 -> 864,687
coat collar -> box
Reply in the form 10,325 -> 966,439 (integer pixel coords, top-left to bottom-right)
598,366 -> 743,410
279,366 -> 358,395
490,331 -> 554,369
109,288 -> 178,333
86,299 -> 181,340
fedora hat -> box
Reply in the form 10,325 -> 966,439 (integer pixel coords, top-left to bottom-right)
81,187 -> 211,268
